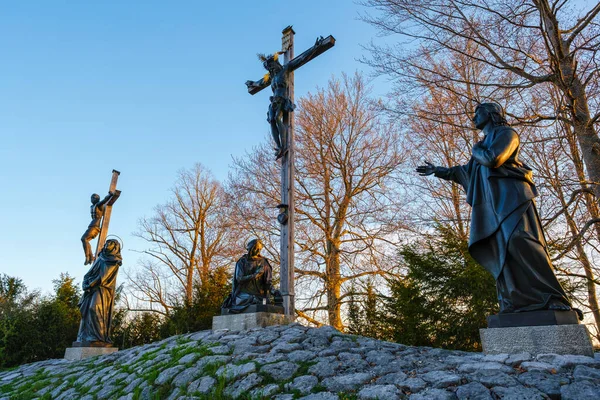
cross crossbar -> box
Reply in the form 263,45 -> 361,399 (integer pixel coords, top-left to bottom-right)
247,35 -> 336,95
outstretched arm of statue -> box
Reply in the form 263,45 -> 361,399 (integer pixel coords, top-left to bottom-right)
417,160 -> 470,190
472,130 -> 519,168
245,78 -> 268,91
98,192 -> 114,207
416,160 -> 437,176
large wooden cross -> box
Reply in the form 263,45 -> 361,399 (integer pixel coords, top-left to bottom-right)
246,27 -> 335,317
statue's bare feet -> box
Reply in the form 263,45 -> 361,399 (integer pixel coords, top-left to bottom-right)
548,300 -> 571,311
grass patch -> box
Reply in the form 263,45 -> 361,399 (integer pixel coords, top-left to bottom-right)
311,383 -> 327,393
201,359 -> 229,377
1,369 -> 53,399
154,382 -> 173,399
119,364 -> 134,374
143,368 -> 160,384
139,348 -> 161,362
294,360 -> 317,377
256,370 -> 277,386
176,336 -> 192,345
233,359 -> 257,366
211,374 -> 228,399
132,386 -> 143,400
78,384 -> 92,395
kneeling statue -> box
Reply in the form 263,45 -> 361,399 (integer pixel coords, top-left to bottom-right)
222,239 -> 283,314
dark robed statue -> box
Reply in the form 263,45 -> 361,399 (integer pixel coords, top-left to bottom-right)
77,238 -> 122,345
417,103 -> 573,314
222,239 -> 283,314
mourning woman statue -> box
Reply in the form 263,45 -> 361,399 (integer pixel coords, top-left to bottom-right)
222,239 -> 283,314
76,238 -> 122,345
417,103 -> 575,315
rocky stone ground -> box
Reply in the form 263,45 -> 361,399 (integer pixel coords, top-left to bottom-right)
1,323 -> 600,399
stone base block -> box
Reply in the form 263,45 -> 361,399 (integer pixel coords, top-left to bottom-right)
480,324 -> 593,356
221,304 -> 284,315
64,346 -> 118,361
487,310 -> 579,328
212,312 -> 293,331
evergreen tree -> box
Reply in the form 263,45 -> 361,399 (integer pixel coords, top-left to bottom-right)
162,267 -> 230,336
362,282 -> 381,339
0,273 -> 81,368
382,225 -> 497,351
34,274 -> 81,360
346,285 -> 363,335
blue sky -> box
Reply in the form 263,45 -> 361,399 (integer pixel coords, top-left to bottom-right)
0,1 -> 388,293
1,0 -> 594,294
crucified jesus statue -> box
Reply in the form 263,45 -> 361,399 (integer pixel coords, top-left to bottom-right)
246,36 -> 332,160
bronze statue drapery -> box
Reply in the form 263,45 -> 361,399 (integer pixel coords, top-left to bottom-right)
77,239 -> 122,344
222,239 -> 283,314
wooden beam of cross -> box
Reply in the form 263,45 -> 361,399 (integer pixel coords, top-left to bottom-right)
246,34 -> 335,95
245,26 -> 335,318
95,170 -> 121,257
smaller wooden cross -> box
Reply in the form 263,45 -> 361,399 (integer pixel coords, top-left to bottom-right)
95,170 -> 122,256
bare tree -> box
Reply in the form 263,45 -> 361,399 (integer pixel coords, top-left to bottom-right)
362,0 -> 600,196
228,73 -> 405,330
127,163 -> 240,315
362,0 -> 600,335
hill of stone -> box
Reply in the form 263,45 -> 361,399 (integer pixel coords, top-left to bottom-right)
1,323 -> 600,399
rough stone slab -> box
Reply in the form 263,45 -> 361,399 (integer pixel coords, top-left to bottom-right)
456,382 -> 492,400
64,346 -> 118,360
480,324 -> 593,356
286,375 -> 319,395
212,312 -> 293,331
261,361 -> 299,380
561,380 -> 600,399
358,384 -> 402,400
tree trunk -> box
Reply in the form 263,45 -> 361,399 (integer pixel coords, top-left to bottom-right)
559,196 -> 600,340
326,240 -> 343,331
186,262 -> 194,305
537,2 -> 600,198
564,124 -> 600,337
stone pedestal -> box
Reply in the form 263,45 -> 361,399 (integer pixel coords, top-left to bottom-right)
487,310 -> 579,328
212,312 -> 293,331
64,346 -> 118,360
480,324 -> 594,356
221,304 -> 284,315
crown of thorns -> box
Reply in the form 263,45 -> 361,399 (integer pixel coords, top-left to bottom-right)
257,52 -> 283,63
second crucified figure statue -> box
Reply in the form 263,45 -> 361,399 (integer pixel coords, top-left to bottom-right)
81,192 -> 114,265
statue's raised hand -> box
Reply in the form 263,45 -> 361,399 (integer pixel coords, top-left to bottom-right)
416,161 -> 437,176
